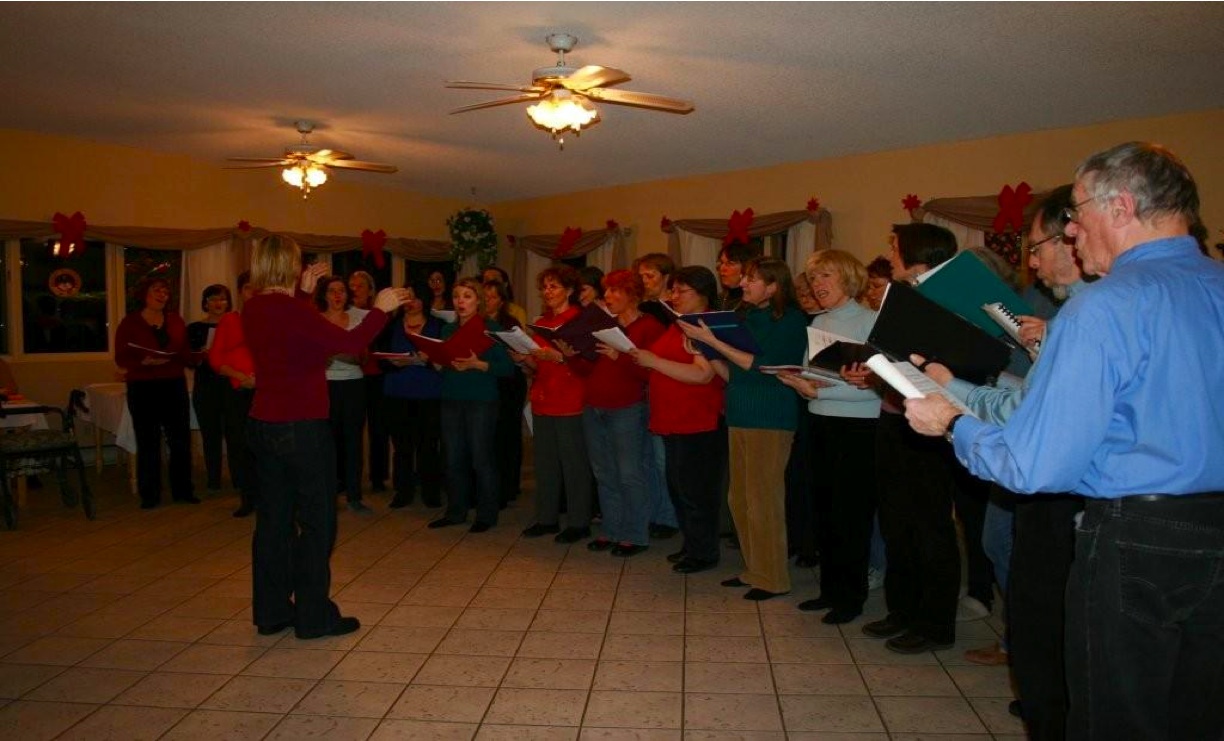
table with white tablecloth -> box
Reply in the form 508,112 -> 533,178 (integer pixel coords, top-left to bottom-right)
78,382 -> 200,495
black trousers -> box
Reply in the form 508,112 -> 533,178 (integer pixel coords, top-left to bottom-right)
495,370 -> 527,504
952,465 -> 995,607
1009,493 -> 1082,741
363,373 -> 390,487
248,418 -> 341,635
811,414 -> 878,611
327,378 -> 366,503
385,396 -> 443,504
785,408 -> 818,561
223,386 -> 255,497
663,424 -> 727,564
191,371 -> 229,488
876,411 -> 960,643
126,377 -> 194,504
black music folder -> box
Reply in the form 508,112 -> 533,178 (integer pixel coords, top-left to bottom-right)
867,281 -> 1010,385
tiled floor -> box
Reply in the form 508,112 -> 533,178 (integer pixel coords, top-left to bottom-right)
0,467 -> 1026,739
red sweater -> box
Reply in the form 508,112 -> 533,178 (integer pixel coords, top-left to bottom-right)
208,311 -> 254,390
529,305 -> 586,417
569,313 -> 665,409
646,324 -> 725,435
243,292 -> 388,422
114,311 -> 190,382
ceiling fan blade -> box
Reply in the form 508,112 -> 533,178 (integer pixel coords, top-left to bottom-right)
223,162 -> 290,169
326,160 -> 398,174
450,93 -> 544,114
585,87 -> 694,113
226,157 -> 292,165
446,80 -> 546,94
308,149 -> 354,163
561,65 -> 631,91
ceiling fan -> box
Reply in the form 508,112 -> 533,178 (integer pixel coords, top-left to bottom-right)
225,121 -> 398,198
446,33 -> 694,148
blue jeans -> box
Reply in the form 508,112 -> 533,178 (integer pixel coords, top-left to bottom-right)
248,418 -> 341,635
646,433 -> 678,528
583,403 -> 651,545
1066,495 -> 1224,740
440,400 -> 499,526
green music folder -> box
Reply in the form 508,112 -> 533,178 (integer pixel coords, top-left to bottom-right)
914,251 -> 1033,339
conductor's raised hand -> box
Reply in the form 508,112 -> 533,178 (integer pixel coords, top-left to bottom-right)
374,287 -> 411,313
299,262 -> 328,294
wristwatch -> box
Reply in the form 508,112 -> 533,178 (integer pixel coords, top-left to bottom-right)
943,413 -> 965,443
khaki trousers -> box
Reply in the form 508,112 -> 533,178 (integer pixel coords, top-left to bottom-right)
728,427 -> 794,594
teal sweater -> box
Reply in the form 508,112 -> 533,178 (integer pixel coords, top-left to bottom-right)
725,306 -> 808,431
439,318 -> 512,402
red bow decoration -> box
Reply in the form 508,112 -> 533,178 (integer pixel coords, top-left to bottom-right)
360,228 -> 387,269
555,227 -> 583,258
237,220 -> 251,233
992,181 -> 1033,234
660,216 -> 673,233
52,211 -> 87,257
901,194 -> 922,214
606,219 -> 619,232
723,208 -> 755,247
806,197 -> 821,213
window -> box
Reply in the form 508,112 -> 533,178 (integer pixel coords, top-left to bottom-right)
558,254 -> 588,270
20,238 -> 109,354
123,247 -> 183,315
331,249 -> 393,291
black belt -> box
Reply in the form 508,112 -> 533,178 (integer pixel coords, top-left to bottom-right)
1123,493 -> 1224,503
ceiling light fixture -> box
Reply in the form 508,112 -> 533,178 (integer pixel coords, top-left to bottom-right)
281,161 -> 328,198
526,90 -> 599,149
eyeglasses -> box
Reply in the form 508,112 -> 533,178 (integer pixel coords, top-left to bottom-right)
1061,194 -> 1103,225
1026,231 -> 1065,254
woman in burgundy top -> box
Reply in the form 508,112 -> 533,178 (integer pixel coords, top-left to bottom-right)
567,269 -> 665,556
114,277 -> 196,509
242,235 -> 407,640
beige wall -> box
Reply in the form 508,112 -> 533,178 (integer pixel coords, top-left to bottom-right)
491,109 -> 1224,264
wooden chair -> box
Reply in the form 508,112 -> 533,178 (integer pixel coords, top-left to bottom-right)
0,390 -> 95,528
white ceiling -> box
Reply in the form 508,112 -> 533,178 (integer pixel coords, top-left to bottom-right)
3,2 -> 1222,203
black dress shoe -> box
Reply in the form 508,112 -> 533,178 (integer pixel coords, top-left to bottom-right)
610,543 -> 648,557
862,615 -> 909,639
522,523 -> 561,538
649,523 -> 679,539
672,557 -> 717,574
666,549 -> 687,564
744,588 -> 789,601
797,597 -> 833,612
468,521 -> 492,533
296,616 -> 361,640
587,538 -> 614,552
822,607 -> 862,625
1008,700 -> 1024,718
554,526 -> 591,544
721,577 -> 749,588
885,630 -> 954,654
388,492 -> 412,509
257,619 -> 293,636
232,503 -> 254,518
428,517 -> 463,529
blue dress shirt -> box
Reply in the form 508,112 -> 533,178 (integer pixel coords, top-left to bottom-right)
952,237 -> 1224,497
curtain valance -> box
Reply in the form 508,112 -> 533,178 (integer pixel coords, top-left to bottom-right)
665,209 -> 833,263
915,191 -> 1049,233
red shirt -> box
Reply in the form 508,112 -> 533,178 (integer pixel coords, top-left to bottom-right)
243,292 -> 388,422
114,311 -> 190,382
529,305 -> 586,417
646,324 -> 725,435
208,311 -> 254,390
569,312 -> 665,409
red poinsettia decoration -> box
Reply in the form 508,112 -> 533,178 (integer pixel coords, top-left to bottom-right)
360,228 -> 387,269
52,211 -> 87,257
507,235 -> 517,246
992,182 -> 1033,234
660,216 -> 673,233
901,194 -> 922,214
806,197 -> 821,213
606,219 -> 619,232
555,227 -> 583,258
237,220 -> 251,233
723,208 -> 755,247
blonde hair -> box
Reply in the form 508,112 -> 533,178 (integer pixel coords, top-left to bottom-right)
452,277 -> 486,314
250,235 -> 301,291
805,249 -> 867,299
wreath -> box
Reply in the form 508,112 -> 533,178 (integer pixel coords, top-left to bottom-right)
446,207 -> 499,270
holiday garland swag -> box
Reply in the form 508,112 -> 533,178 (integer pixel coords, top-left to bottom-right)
446,208 -> 498,270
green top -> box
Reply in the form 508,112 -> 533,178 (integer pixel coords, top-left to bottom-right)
725,305 -> 808,431
439,318 -> 512,402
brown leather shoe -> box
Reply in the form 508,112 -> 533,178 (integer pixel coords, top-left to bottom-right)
964,642 -> 1009,666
